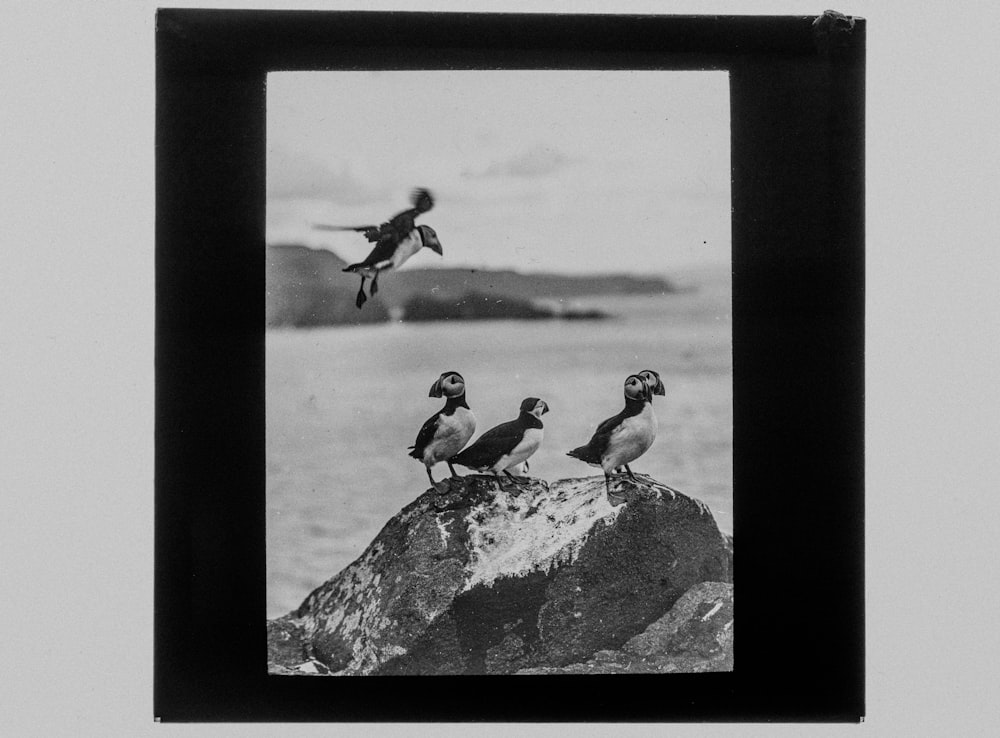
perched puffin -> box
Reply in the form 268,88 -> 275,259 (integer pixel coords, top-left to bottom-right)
450,397 -> 550,486
314,188 -> 442,308
567,374 -> 658,495
609,368 -> 666,473
407,371 -> 476,486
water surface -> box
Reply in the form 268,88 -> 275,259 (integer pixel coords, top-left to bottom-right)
267,274 -> 732,618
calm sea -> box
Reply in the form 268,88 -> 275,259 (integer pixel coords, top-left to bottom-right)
266,270 -> 732,618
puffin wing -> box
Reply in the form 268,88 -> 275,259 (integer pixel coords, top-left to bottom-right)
593,409 -> 628,438
349,234 -> 403,269
568,410 -> 625,463
410,188 -> 434,213
408,412 -> 441,459
313,224 -> 382,242
384,189 -> 433,235
451,418 -> 522,469
338,189 -> 433,269
385,208 -> 419,237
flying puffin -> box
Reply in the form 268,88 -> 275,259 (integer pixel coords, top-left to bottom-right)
450,397 -> 550,487
567,374 -> 658,495
407,371 -> 476,486
314,187 -> 442,309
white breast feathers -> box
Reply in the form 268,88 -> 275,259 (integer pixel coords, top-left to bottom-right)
424,407 -> 476,465
373,229 -> 422,271
601,405 -> 657,472
491,427 -> 544,474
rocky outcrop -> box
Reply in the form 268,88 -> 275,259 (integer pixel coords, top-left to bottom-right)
516,581 -> 733,674
266,618 -> 331,676
267,473 -> 732,676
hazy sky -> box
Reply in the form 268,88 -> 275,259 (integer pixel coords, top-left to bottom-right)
267,70 -> 731,276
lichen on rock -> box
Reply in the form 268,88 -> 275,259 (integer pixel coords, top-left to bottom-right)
462,476 -> 625,590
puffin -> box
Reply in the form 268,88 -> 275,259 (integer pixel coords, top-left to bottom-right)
567,374 -> 658,495
450,397 -> 550,487
314,187 -> 442,308
638,369 -> 666,398
609,368 -> 666,474
407,371 -> 476,486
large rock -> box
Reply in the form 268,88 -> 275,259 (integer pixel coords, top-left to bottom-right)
516,581 -> 733,674
268,473 -> 732,675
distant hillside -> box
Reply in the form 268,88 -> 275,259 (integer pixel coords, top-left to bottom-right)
266,244 -> 680,327
266,244 -> 389,327
402,290 -> 611,322
389,266 -> 678,304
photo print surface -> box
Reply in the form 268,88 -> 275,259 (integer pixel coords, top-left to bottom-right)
265,69 -> 733,675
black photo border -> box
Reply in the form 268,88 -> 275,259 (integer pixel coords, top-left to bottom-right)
155,9 -> 864,723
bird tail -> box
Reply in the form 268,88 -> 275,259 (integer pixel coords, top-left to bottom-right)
407,445 -> 423,460
567,446 -> 598,464
449,448 -> 477,469
343,263 -> 363,273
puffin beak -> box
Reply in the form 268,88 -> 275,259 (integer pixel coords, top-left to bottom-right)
654,377 -> 665,395
430,241 -> 443,256
429,377 -> 443,397
542,402 -> 550,415
642,381 -> 653,402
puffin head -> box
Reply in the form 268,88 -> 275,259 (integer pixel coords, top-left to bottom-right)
418,225 -> 443,256
624,374 -> 653,403
429,371 -> 465,398
520,397 -> 550,418
638,369 -> 666,396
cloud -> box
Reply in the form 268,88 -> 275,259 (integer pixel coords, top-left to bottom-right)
465,144 -> 572,179
266,148 -> 387,204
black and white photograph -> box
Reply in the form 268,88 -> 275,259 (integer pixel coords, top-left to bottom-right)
14,0 -> 1000,732
148,7 -> 870,724
265,70 -> 735,676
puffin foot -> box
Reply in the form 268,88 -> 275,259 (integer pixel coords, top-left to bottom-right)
602,473 -> 624,505
503,471 -> 531,495
355,276 -> 368,309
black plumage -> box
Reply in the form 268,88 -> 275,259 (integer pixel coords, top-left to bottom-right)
606,369 -> 665,474
407,371 -> 476,486
407,394 -> 470,460
316,188 -> 434,243
451,397 -> 549,486
567,374 -> 657,495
